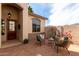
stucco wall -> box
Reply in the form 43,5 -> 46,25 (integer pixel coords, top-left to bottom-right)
2,5 -> 19,20
0,4 -> 1,47
63,25 -> 79,45
18,3 -> 29,40
40,18 -> 45,32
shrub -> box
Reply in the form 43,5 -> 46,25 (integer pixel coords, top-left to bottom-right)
23,38 -> 28,44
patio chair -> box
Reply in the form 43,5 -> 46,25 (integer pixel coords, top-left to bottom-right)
36,34 -> 42,45
40,33 -> 45,44
55,36 -> 70,54
48,37 -> 54,47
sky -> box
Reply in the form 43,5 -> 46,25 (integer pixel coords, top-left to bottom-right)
29,3 -> 79,26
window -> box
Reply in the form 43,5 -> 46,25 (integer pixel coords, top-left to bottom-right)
32,18 -> 41,32
9,21 -> 15,31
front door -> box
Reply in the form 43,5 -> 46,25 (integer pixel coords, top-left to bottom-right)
7,20 -> 16,40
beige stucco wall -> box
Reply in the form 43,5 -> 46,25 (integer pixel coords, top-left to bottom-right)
41,18 -> 46,32
0,4 -> 1,48
63,25 -> 79,45
17,3 -> 29,40
28,15 -> 46,33
2,5 -> 19,20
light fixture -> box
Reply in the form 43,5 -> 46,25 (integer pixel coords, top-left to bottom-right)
8,12 -> 11,19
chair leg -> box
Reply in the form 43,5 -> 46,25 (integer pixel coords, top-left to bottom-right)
53,42 -> 55,48
40,41 -> 41,46
65,48 -> 70,55
57,46 -> 59,53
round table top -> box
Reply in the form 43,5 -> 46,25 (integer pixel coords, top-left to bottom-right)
49,37 -> 54,41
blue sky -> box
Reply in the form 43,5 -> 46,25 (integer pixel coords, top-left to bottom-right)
29,3 -> 51,18
29,3 -> 79,26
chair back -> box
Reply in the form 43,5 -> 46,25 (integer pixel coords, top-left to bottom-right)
36,35 -> 41,41
63,36 -> 69,47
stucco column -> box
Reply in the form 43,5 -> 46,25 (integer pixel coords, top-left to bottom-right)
22,4 -> 29,40
0,4 -> 1,48
17,3 -> 29,41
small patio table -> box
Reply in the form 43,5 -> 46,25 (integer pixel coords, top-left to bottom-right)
48,37 -> 54,47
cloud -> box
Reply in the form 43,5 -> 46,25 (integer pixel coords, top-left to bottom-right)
48,3 -> 79,26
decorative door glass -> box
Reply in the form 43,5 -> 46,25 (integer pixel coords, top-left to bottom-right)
9,21 -> 15,31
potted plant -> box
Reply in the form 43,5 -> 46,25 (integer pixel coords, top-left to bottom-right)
23,38 -> 29,44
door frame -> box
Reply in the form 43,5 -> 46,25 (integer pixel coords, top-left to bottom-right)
7,19 -> 17,40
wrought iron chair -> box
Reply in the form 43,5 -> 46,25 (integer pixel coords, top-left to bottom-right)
48,31 -> 56,47
55,36 -> 70,54
36,33 -> 45,45
36,34 -> 42,45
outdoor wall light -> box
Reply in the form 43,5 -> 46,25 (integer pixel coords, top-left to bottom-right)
8,12 -> 11,19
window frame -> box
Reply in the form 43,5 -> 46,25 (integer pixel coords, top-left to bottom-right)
32,18 -> 41,32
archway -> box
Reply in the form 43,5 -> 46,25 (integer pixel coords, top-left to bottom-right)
1,3 -> 23,47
